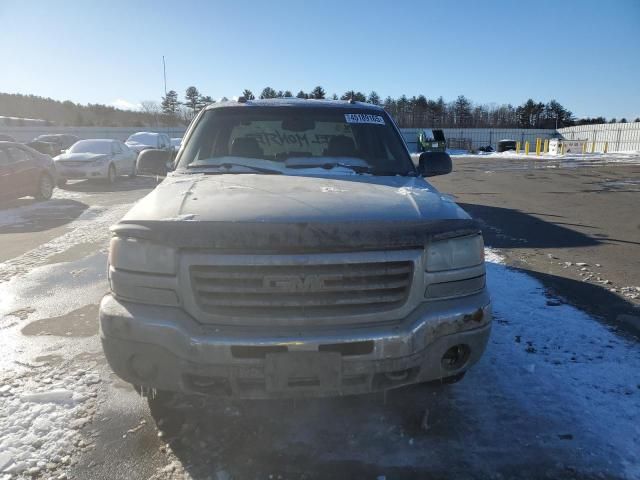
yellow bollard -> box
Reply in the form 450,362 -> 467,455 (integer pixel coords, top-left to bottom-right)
582,142 -> 586,154
591,141 -> 596,153
525,141 -> 530,155
535,138 -> 541,156
561,143 -> 565,155
544,139 -> 549,153
604,141 -> 608,153
516,141 -> 521,154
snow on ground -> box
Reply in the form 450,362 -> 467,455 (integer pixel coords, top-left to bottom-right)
449,149 -> 640,167
0,200 -> 122,479
481,249 -> 640,477
0,367 -> 100,478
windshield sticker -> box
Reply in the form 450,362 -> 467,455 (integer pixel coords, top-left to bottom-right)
344,113 -> 385,125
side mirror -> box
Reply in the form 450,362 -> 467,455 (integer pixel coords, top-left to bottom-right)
411,152 -> 452,177
137,149 -> 170,176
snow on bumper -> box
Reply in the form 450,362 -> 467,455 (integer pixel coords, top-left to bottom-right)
99,292 -> 492,398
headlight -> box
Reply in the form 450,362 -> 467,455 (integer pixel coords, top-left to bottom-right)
426,235 -> 484,272
109,237 -> 176,275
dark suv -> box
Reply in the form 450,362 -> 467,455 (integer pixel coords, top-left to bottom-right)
27,134 -> 80,156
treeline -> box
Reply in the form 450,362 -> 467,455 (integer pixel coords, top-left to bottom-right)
2,89 -> 639,129
0,92 -> 186,127
171,86 -> 639,129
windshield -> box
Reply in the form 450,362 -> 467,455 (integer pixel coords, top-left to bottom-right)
127,133 -> 157,145
178,107 -> 415,175
67,140 -> 111,154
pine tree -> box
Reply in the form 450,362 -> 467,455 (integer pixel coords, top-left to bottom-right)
185,86 -> 200,114
284,90 -> 293,97
340,91 -> 366,102
242,89 -> 255,100
161,90 -> 179,115
259,87 -> 277,99
367,91 -> 380,105
310,86 -> 326,99
296,90 -> 307,99
453,95 -> 472,127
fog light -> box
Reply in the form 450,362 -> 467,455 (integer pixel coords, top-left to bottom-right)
441,344 -> 471,371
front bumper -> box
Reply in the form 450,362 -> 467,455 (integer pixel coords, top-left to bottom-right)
55,163 -> 109,179
100,291 -> 492,398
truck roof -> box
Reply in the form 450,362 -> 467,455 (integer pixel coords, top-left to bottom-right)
203,98 -> 385,111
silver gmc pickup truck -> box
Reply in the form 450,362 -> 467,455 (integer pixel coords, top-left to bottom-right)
100,99 -> 491,399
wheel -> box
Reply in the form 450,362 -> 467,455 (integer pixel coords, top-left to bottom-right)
128,159 -> 137,178
57,178 -> 67,187
106,164 -> 116,184
34,173 -> 54,200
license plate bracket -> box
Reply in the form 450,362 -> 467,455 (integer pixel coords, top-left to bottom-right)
265,351 -> 342,393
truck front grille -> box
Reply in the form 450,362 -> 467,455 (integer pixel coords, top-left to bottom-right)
190,260 -> 414,318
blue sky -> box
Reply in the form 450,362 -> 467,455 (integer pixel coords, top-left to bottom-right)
1,0 -> 639,119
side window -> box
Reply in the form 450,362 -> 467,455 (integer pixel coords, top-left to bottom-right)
112,142 -> 121,154
7,147 -> 29,163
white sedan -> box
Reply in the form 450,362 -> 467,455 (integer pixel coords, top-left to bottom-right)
54,139 -> 137,184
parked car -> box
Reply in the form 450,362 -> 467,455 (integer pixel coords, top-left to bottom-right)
54,139 -> 137,184
0,141 -> 58,201
417,129 -> 446,153
170,137 -> 182,153
497,139 -> 517,152
27,134 -> 80,156
125,132 -> 173,156
101,99 -> 491,401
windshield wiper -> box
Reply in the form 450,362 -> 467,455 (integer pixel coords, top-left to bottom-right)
187,162 -> 282,174
286,161 -> 372,174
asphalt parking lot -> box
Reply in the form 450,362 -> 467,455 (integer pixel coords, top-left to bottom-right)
1,158 -> 639,480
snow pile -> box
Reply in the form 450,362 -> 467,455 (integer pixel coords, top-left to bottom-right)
0,368 -> 99,478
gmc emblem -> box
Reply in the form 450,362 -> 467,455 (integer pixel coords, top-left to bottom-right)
263,274 -> 329,292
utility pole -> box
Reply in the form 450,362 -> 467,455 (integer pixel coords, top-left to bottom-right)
162,56 -> 167,96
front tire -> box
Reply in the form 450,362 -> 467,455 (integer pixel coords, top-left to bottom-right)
34,173 -> 54,200
57,178 -> 67,187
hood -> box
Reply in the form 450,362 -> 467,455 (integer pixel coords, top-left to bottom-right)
113,174 -> 477,251
123,174 -> 469,223
54,152 -> 108,162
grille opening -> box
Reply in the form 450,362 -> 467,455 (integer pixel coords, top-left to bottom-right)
231,345 -> 288,359
190,260 -> 414,319
184,374 -> 231,396
288,376 -> 321,388
319,341 -> 374,356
